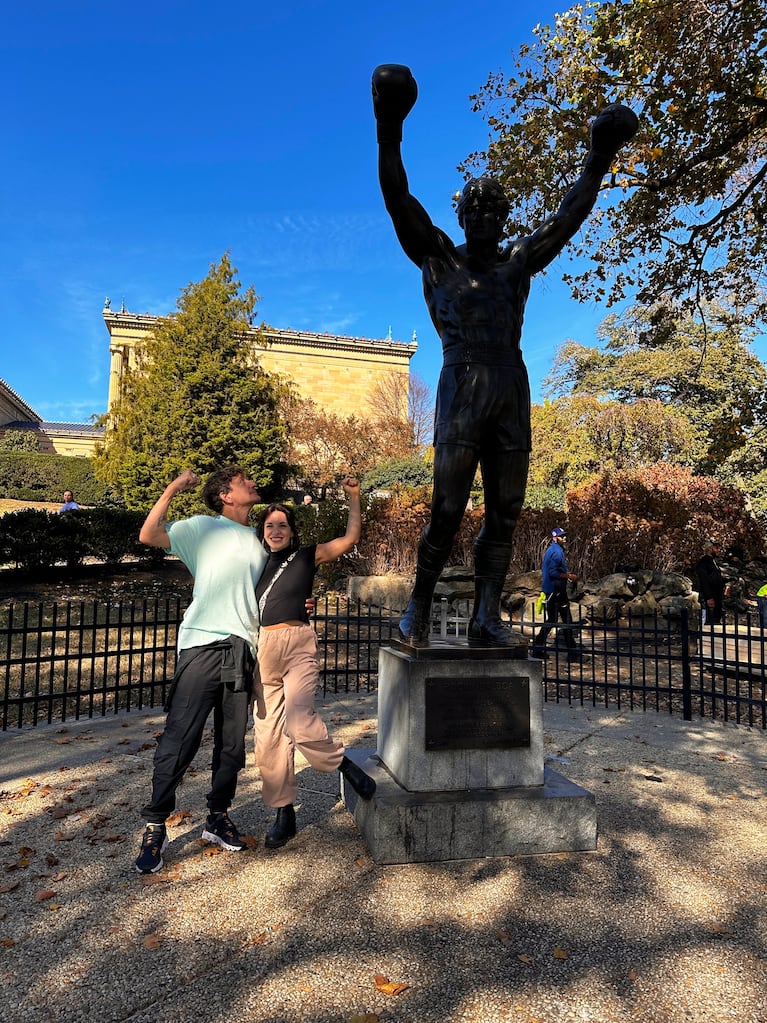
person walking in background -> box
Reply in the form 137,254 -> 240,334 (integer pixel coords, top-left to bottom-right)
133,466 -> 266,874
59,490 -> 79,511
254,476 -> 376,850
531,527 -> 580,660
696,539 -> 729,626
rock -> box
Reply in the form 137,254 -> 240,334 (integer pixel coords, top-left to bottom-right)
658,594 -> 699,617
625,592 -> 659,617
594,573 -> 639,600
347,575 -> 412,611
649,571 -> 692,598
578,594 -> 622,621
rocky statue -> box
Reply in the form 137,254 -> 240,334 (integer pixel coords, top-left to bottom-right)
372,63 -> 638,648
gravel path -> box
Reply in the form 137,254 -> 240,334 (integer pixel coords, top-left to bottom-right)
1,694 -> 765,1023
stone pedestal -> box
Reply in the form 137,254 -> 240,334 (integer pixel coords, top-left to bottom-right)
342,641 -> 597,864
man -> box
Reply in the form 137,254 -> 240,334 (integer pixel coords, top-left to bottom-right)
134,466 -> 266,874
531,528 -> 580,660
696,539 -> 728,626
59,490 -> 80,511
372,64 -> 638,647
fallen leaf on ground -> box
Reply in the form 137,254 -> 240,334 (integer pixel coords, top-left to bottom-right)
2,938 -> 16,947
34,889 -> 57,902
373,974 -> 409,996
142,933 -> 161,949
496,928 -> 513,947
140,871 -> 180,885
165,810 -> 190,827
0,881 -> 20,894
517,953 -> 535,965
553,947 -> 570,960
710,924 -> 734,937
349,1015 -> 379,1023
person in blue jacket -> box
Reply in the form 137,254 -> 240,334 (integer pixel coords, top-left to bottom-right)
531,527 -> 580,660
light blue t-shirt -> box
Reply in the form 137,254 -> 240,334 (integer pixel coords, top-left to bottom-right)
167,515 -> 266,655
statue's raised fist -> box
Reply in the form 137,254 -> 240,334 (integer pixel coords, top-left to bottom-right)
590,103 -> 639,155
372,64 -> 418,124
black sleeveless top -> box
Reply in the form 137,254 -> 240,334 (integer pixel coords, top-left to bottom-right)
255,545 -> 317,627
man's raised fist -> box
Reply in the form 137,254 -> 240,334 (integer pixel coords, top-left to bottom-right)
372,64 -> 418,129
590,103 -> 639,156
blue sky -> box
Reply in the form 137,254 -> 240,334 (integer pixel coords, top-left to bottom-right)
2,0 -> 617,425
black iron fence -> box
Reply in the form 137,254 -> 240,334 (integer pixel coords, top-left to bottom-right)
1,596 -> 765,730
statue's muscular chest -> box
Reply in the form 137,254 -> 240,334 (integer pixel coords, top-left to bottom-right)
422,254 -> 531,340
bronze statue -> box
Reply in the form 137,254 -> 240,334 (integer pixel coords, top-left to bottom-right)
372,64 -> 638,647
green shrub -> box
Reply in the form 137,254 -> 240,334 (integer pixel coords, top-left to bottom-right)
0,452 -> 112,505
0,507 -> 163,574
0,509 -> 76,571
85,508 -> 148,565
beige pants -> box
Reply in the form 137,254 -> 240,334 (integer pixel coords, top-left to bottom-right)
254,624 -> 344,807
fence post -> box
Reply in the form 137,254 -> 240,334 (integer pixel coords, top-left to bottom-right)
680,608 -> 693,721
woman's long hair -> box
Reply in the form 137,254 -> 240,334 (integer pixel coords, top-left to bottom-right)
256,503 -> 301,551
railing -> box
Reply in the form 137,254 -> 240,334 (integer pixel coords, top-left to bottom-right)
1,597 -> 183,729
1,596 -> 765,730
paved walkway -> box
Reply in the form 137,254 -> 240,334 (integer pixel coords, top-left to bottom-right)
1,693 -> 765,1023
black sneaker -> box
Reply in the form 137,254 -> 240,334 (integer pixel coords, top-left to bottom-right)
135,823 -> 168,874
201,812 -> 247,852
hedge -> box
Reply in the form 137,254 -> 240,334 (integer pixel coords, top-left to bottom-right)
0,452 -> 112,506
0,507 -> 163,573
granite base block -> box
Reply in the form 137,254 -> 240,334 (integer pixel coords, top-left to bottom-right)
342,750 -> 598,865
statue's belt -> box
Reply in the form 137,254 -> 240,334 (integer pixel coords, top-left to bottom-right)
442,349 -> 525,368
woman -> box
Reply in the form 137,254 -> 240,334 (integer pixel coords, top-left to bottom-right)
254,476 -> 376,849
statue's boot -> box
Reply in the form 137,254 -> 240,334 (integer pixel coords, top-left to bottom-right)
468,540 -> 521,648
398,537 -> 450,646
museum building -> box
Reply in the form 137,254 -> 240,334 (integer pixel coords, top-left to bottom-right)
1,304 -> 417,456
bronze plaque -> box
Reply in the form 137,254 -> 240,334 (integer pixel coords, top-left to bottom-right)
424,676 -> 530,751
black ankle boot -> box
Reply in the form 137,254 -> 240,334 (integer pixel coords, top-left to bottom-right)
398,596 -> 433,646
340,756 -> 376,800
264,804 -> 296,849
469,539 -> 522,648
398,534 -> 451,646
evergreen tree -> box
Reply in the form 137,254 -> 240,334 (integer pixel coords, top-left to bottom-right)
94,255 -> 289,511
